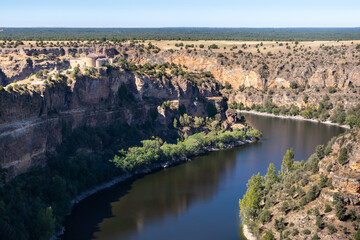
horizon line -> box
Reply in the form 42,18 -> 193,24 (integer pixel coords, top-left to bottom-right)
1,27 -> 360,29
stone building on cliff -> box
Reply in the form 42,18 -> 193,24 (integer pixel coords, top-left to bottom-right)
70,53 -> 109,68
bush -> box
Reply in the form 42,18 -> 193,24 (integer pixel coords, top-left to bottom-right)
355,229 -> 360,240
324,204 -> 332,213
208,44 -> 219,50
292,228 -> 299,236
274,218 -> 286,232
303,229 -> 311,235
279,201 -> 289,213
290,81 -> 298,89
261,230 -> 275,240
328,225 -> 337,234
260,209 -> 272,224
312,233 -> 320,240
328,86 -> 337,93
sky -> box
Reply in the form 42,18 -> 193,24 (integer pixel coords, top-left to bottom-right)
1,0 -> 359,28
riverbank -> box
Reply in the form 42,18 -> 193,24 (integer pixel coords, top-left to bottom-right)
242,224 -> 257,240
237,110 -> 350,129
55,138 -> 257,239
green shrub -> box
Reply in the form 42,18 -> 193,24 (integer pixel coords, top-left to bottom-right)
311,233 -> 320,240
259,210 -> 272,224
355,229 -> 360,240
328,225 -> 337,234
261,230 -> 275,240
303,229 -> 311,235
324,204 -> 332,213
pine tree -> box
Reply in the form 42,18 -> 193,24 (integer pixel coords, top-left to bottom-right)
281,148 -> 294,172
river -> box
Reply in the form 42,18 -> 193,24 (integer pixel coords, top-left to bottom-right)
61,113 -> 345,240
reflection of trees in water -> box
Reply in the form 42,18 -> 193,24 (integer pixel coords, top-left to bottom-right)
93,148 -> 239,240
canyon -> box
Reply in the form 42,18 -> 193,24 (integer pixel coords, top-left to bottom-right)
0,40 -> 359,180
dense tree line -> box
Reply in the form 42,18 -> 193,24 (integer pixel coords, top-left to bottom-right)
0,28 -> 360,41
230,100 -> 360,128
112,128 -> 262,171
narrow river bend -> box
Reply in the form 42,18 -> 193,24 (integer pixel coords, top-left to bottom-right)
61,113 -> 345,240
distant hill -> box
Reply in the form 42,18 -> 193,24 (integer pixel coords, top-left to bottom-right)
0,27 -> 360,41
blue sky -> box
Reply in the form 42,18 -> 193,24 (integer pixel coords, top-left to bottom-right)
1,0 -> 359,27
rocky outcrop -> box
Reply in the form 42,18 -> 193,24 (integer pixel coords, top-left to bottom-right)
319,130 -> 360,205
0,69 -> 222,180
133,51 -> 360,90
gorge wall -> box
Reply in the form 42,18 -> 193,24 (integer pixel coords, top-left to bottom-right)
0,41 -> 359,179
0,68 -> 222,180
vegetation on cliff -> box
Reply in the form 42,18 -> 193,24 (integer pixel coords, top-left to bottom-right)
239,129 -> 360,240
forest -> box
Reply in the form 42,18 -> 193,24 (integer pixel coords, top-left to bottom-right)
0,28 -> 360,41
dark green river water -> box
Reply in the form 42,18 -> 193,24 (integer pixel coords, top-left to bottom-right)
61,113 -> 344,240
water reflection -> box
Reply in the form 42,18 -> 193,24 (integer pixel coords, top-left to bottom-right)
61,113 -> 344,240
94,148 -> 241,240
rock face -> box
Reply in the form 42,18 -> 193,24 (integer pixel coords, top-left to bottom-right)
2,43 -> 360,90
319,130 -> 360,205
132,51 -> 360,90
0,69 -> 221,180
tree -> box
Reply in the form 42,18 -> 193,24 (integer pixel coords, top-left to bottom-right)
281,148 -> 294,172
274,217 -> 286,232
306,185 -> 319,202
32,207 -> 56,240
315,145 -> 325,159
338,147 -> 348,164
335,202 -> 347,221
316,215 -> 325,229
265,163 -> 277,189
239,173 -> 263,222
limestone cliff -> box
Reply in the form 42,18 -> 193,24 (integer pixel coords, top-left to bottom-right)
0,68 -> 222,180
